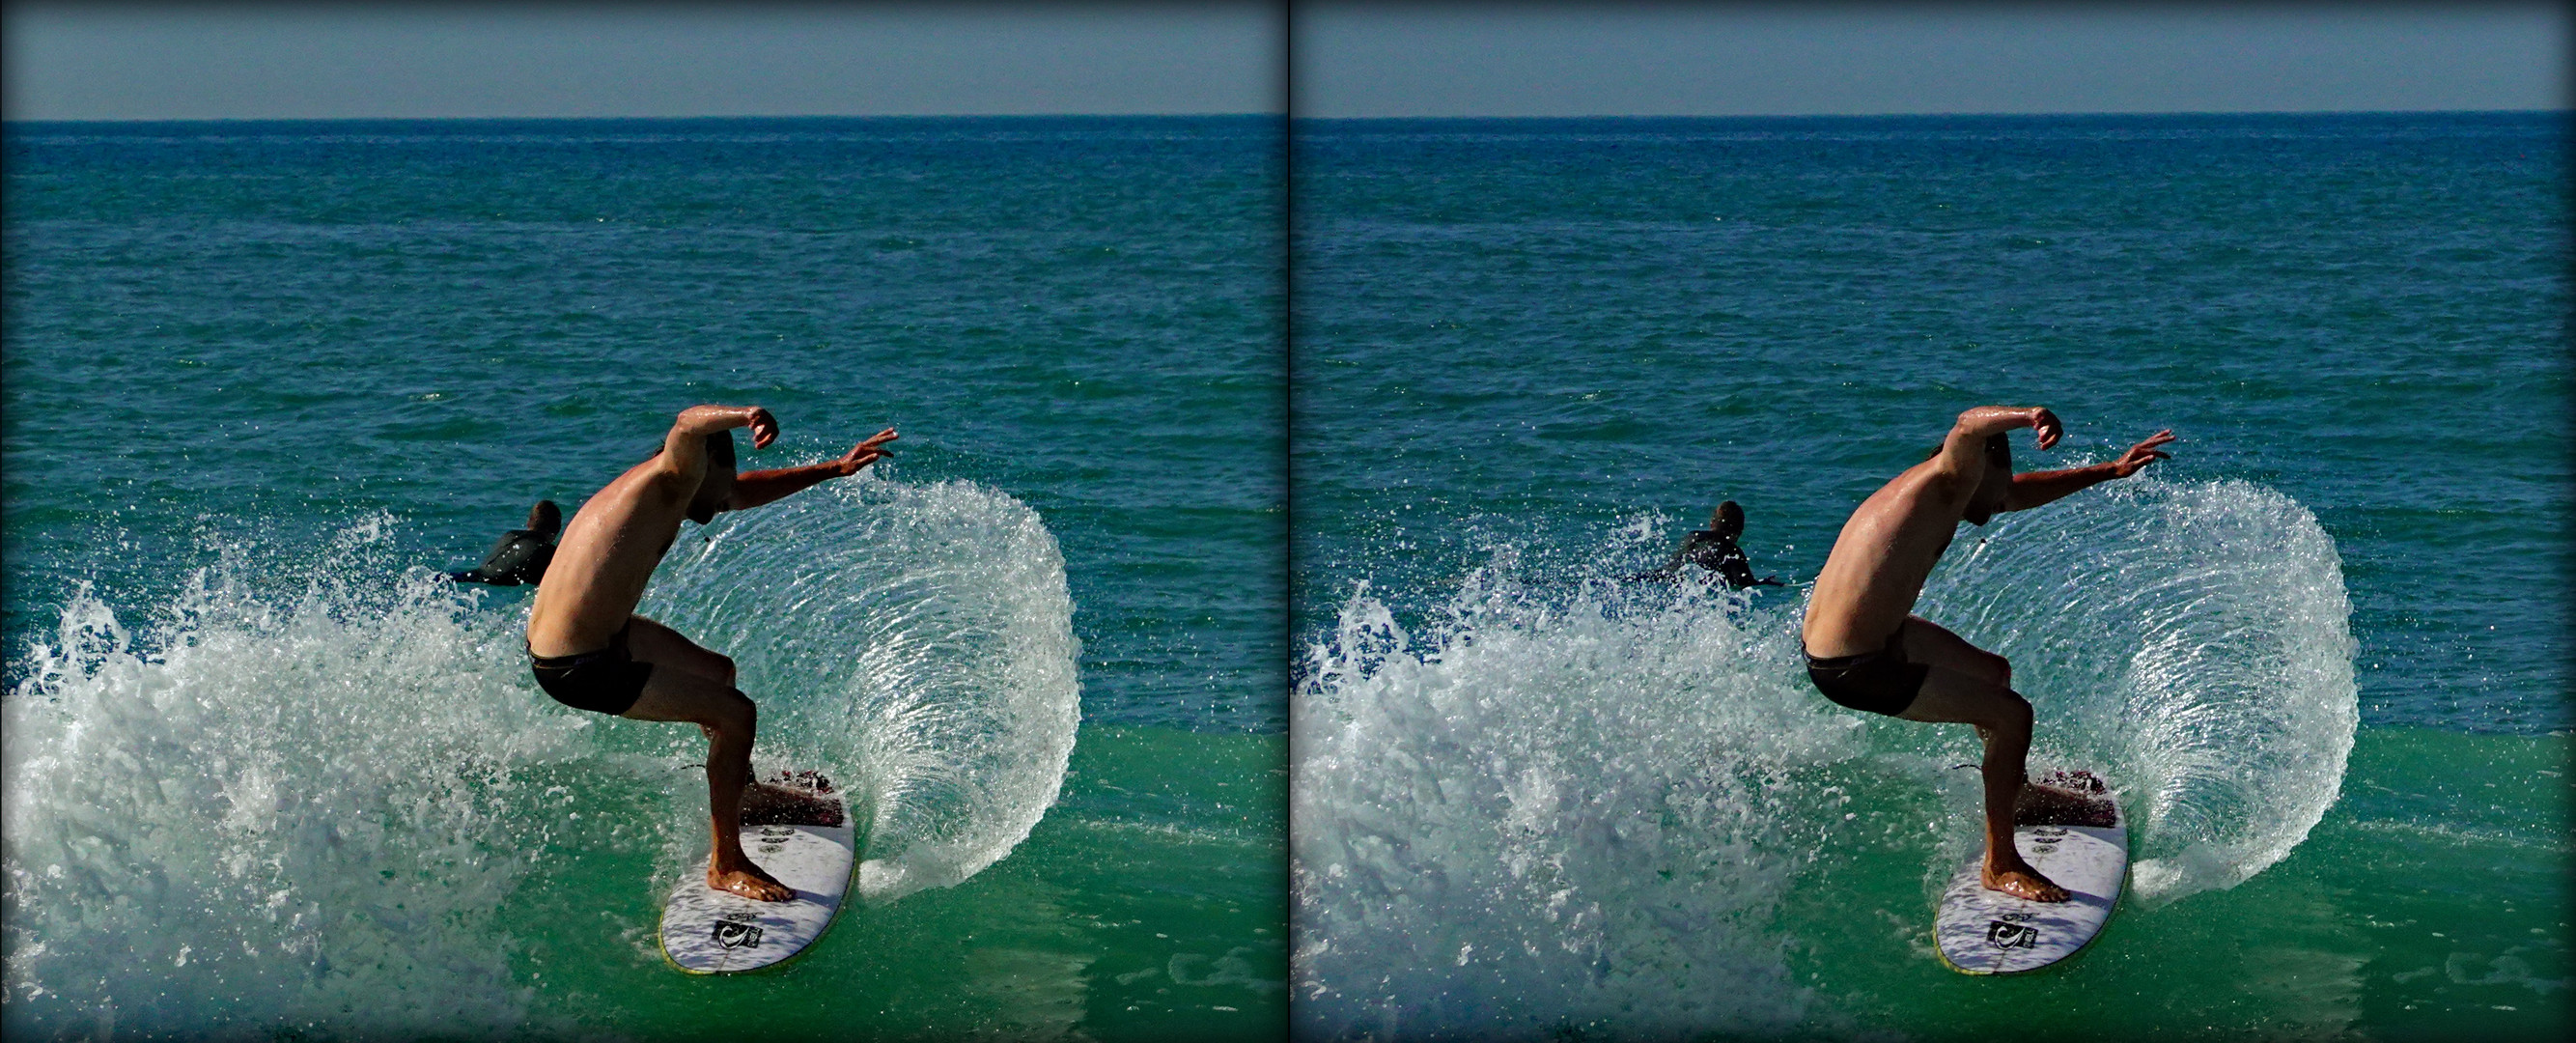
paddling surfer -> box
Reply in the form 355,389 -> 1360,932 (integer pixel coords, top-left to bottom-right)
446,500 -> 560,586
527,405 -> 897,901
1802,407 -> 2173,902
1633,500 -> 1785,588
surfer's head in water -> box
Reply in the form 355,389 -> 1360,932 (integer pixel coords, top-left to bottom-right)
525,499 -> 562,537
1707,500 -> 1745,539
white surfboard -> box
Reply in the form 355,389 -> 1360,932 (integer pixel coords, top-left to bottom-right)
659,775 -> 855,974
1934,771 -> 2127,975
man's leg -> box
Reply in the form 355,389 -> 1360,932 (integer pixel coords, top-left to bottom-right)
619,628 -> 794,902
629,615 -> 735,688
627,621 -> 827,827
1893,616 -> 2070,903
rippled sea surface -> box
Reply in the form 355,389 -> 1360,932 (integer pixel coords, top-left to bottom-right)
1293,113 -> 2566,1040
5,117 -> 1285,1040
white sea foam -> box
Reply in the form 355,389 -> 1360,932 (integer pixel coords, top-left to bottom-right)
1918,478 -> 2358,903
2,519 -> 586,1040
1293,479 -> 2356,1038
652,472 -> 1082,902
2,474 -> 1079,1038
1294,555 -> 1859,1040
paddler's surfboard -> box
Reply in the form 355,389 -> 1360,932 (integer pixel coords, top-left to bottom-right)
1934,771 -> 2126,975
659,773 -> 854,974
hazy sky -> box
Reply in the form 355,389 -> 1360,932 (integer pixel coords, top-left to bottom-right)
4,4 -> 1282,121
4,3 -> 2561,122
1300,3 -> 2565,118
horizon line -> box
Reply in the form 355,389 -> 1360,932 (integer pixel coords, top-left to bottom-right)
6,107 -> 2562,127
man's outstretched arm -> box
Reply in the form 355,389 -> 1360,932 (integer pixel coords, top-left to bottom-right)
2004,430 -> 2175,512
726,428 -> 898,512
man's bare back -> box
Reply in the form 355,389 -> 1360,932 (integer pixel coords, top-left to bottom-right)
527,405 -> 897,901
1802,406 -> 2174,902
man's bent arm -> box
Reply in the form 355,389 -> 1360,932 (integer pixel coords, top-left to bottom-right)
1936,406 -> 2060,485
660,405 -> 779,484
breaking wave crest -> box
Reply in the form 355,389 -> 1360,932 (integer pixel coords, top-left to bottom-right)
3,472 -> 1080,1039
653,473 -> 1082,902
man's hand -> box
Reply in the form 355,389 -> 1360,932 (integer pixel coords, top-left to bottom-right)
834,428 -> 899,476
2029,408 -> 2064,450
2110,430 -> 2176,477
745,408 -> 779,449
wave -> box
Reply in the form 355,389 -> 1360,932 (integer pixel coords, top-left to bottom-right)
1292,479 -> 2356,1039
3,518 -> 582,1039
2,473 -> 1079,1038
652,474 -> 1082,902
1918,478 -> 2358,903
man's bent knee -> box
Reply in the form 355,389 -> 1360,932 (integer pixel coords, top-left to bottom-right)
695,687 -> 751,730
1992,693 -> 2033,735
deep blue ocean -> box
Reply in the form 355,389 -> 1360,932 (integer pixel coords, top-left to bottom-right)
1291,112 -> 2567,1040
4,117 -> 1284,1039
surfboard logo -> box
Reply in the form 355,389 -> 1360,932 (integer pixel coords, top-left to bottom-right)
713,920 -> 764,949
1986,919 -> 2038,949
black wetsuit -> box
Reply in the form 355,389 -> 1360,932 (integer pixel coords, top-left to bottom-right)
1636,529 -> 1780,589
447,529 -> 555,586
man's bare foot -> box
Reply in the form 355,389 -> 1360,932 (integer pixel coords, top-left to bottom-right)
1984,860 -> 2071,903
710,859 -> 795,902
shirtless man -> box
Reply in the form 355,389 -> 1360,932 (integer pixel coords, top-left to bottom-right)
1803,407 -> 2173,902
527,405 -> 898,901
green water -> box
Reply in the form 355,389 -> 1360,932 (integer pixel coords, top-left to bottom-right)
497,728 -> 1283,1040
1778,727 -> 2569,1041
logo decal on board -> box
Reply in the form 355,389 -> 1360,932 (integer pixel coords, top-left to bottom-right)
1986,919 -> 2038,949
713,920 -> 764,949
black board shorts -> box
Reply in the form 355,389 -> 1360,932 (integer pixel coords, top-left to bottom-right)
1805,630 -> 1930,718
530,622 -> 653,717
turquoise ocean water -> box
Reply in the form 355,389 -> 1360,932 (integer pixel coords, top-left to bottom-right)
1291,113 -> 2568,1040
4,117 -> 1284,1039
6,108 -> 2567,1043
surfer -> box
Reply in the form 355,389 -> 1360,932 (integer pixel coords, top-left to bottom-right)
527,406 -> 899,902
446,500 -> 560,586
1802,407 -> 2173,902
1632,500 -> 1784,588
